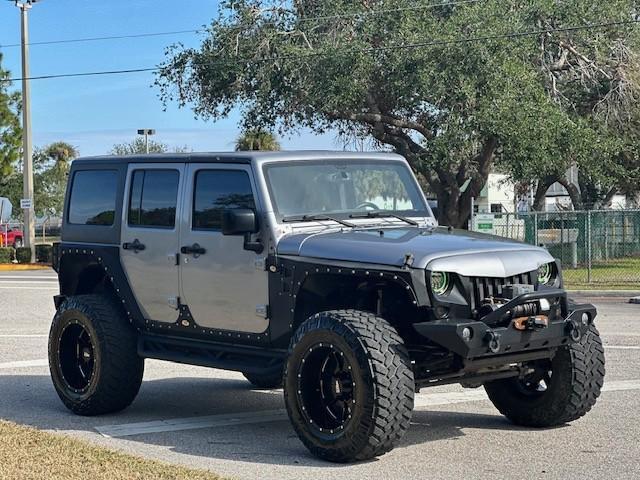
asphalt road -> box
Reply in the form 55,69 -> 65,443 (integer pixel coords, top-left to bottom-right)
1,269 -> 639,480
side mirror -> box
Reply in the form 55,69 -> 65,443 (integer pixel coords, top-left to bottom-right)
222,209 -> 263,253
222,208 -> 258,236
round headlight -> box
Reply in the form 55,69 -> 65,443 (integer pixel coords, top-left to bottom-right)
431,271 -> 450,295
537,262 -> 554,285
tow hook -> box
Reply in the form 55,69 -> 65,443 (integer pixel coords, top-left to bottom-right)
485,331 -> 501,353
565,320 -> 582,342
513,315 -> 549,331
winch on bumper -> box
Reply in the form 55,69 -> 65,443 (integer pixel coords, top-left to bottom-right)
413,289 -> 596,359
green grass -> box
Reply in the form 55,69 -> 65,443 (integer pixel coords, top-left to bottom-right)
563,257 -> 640,290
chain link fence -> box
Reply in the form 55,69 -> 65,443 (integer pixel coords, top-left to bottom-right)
471,210 -> 640,288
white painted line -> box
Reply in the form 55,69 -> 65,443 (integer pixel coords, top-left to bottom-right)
0,280 -> 57,285
0,275 -> 57,280
96,409 -> 288,438
0,359 -> 48,370
96,379 -> 640,438
0,286 -> 57,290
605,345 -> 640,350
414,390 -> 488,408
0,334 -> 47,338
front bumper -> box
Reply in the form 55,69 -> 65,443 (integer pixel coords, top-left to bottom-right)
413,290 -> 595,359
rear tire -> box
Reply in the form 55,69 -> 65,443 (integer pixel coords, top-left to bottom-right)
484,324 -> 605,427
284,310 -> 414,463
243,370 -> 283,389
49,294 -> 144,416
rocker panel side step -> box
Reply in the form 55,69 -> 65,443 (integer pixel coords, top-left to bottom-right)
138,333 -> 286,375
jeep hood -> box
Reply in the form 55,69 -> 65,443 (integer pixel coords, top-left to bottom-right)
277,227 -> 554,278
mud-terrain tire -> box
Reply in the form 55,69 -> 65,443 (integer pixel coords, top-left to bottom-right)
284,310 -> 414,463
484,324 -> 605,427
243,370 -> 283,389
49,294 -> 144,416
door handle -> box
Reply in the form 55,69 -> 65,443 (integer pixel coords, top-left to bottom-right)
122,239 -> 146,252
180,243 -> 206,256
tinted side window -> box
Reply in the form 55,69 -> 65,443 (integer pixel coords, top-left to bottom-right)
128,170 -> 179,228
68,170 -> 118,226
193,170 -> 255,230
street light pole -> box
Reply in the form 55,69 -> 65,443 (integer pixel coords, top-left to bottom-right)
16,0 -> 36,262
137,129 -> 156,154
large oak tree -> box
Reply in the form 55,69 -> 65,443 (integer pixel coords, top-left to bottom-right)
157,0 -> 638,225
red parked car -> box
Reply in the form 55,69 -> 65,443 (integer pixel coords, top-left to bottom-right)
0,227 -> 23,248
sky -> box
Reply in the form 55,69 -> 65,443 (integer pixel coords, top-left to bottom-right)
0,0 -> 338,156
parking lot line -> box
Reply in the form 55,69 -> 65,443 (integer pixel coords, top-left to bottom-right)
0,286 -> 58,290
0,359 -> 49,370
96,410 -> 288,438
0,334 -> 48,338
0,275 -> 57,280
95,379 -> 640,438
604,345 -> 640,350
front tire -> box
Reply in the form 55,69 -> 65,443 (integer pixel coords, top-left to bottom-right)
484,324 -> 605,427
49,294 -> 144,416
284,310 -> 414,463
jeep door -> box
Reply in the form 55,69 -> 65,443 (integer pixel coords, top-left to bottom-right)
120,164 -> 184,323
178,164 -> 269,334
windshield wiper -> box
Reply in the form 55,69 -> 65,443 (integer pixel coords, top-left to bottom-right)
348,210 -> 419,227
282,214 -> 356,228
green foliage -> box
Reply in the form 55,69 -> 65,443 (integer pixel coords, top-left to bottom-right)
0,247 -> 14,264
1,142 -> 78,219
35,244 -> 52,264
0,53 -> 22,178
109,138 -> 191,155
157,0 -> 640,224
34,142 -> 78,216
235,129 -> 280,151
14,247 -> 30,264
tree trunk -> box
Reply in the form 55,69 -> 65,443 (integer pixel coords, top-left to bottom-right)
533,175 -> 558,211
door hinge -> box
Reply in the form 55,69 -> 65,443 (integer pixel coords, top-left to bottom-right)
168,253 -> 180,266
254,256 -> 267,271
255,304 -> 269,318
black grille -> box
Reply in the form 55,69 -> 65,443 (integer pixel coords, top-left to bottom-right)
468,271 -> 535,312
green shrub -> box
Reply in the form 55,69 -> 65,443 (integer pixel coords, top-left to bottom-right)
0,247 -> 14,264
36,244 -> 53,264
15,247 -> 32,264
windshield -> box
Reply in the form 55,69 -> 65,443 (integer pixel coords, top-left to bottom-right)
263,160 -> 430,219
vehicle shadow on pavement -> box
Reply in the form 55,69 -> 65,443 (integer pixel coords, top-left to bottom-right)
0,373 -> 536,467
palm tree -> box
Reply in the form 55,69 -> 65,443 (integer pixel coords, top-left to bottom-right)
235,129 -> 280,151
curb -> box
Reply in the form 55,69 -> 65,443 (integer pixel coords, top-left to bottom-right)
0,264 -> 52,271
568,290 -> 640,298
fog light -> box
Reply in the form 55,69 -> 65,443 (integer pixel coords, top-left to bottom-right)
462,327 -> 473,342
581,313 -> 590,325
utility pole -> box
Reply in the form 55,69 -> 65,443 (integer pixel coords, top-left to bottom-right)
16,0 -> 37,263
137,129 -> 156,154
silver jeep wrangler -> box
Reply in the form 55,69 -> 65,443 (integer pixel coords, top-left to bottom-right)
49,151 -> 604,462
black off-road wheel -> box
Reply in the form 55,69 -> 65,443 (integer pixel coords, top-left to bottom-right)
243,370 -> 283,389
49,294 -> 144,416
284,310 -> 414,463
484,324 -> 605,427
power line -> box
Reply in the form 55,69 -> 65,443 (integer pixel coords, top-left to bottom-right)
0,1 -> 479,49
0,29 -> 203,48
2,18 -> 638,83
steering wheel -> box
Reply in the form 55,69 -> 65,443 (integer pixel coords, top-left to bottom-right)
355,201 -> 380,210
